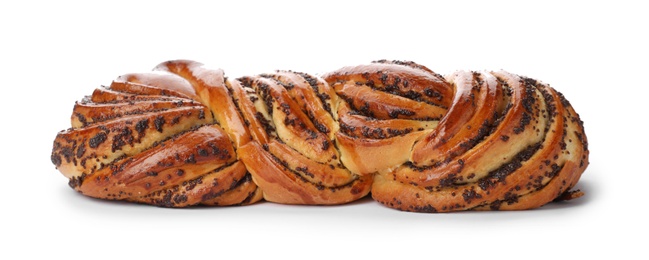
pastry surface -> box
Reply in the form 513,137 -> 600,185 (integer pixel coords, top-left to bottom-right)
51,60 -> 588,211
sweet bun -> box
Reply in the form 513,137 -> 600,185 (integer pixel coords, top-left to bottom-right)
51,60 -> 588,211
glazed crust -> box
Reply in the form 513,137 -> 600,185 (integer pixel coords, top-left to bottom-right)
370,71 -> 589,212
51,61 -> 263,207
51,60 -> 588,211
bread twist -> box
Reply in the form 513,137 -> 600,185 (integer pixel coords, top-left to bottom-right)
50,60 -> 588,212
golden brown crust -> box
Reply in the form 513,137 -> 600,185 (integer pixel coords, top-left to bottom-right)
154,60 -> 253,148
115,72 -> 199,100
232,70 -> 370,205
51,61 -> 263,207
238,141 -> 371,205
323,61 -> 451,176
370,71 -> 589,212
321,61 -> 454,108
52,60 -> 588,211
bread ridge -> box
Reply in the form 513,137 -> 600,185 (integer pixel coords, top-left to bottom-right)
50,60 -> 589,212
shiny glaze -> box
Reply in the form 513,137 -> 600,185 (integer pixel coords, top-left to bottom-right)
372,71 -> 588,212
78,125 -> 235,199
71,99 -> 202,128
266,140 -> 353,186
410,71 -> 503,165
255,76 -> 336,163
52,61 -> 264,207
270,71 -> 339,140
337,102 -> 438,139
53,105 -> 212,179
116,72 -> 199,100
233,70 -> 370,204
227,77 -> 270,145
154,60 -> 252,148
111,78 -> 196,100
323,61 -> 449,176
392,71 -> 548,188
52,60 -> 588,211
332,81 -> 447,120
335,129 -> 432,174
322,61 -> 454,108
238,141 -> 371,205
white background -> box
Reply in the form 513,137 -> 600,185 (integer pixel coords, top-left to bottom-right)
1,0 -> 646,259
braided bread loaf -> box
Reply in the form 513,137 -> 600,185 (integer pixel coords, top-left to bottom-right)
50,60 -> 588,212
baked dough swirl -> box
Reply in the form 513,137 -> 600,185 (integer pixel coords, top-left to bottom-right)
51,60 -> 588,211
